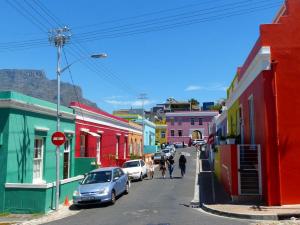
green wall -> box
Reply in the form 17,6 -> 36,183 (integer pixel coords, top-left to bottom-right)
0,109 -> 9,212
74,157 -> 97,176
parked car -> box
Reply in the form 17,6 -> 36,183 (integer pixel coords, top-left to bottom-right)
192,139 -> 206,146
161,148 -> 172,158
122,159 -> 147,181
73,167 -> 129,206
152,152 -> 162,164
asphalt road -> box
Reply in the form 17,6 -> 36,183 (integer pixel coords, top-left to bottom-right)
46,148 -> 250,225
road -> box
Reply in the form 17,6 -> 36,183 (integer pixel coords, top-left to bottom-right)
46,148 -> 250,225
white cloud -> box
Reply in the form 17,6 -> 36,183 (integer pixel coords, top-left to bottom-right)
104,99 -> 153,107
185,83 -> 227,92
185,85 -> 201,91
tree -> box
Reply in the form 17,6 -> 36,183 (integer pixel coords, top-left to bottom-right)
188,98 -> 199,106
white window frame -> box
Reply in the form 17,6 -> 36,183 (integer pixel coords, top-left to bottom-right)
161,131 -> 166,139
33,136 -> 44,184
116,136 -> 119,159
96,136 -> 101,165
124,138 -> 127,160
63,138 -> 71,179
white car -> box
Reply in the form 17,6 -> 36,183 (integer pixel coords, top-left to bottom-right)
122,159 -> 147,181
161,149 -> 172,158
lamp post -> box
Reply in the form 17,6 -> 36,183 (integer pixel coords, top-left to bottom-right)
49,26 -> 107,211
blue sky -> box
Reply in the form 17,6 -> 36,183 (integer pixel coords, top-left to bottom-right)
0,0 -> 282,112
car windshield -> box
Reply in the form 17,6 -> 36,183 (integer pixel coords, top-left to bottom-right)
81,171 -> 112,184
123,161 -> 140,168
154,153 -> 161,156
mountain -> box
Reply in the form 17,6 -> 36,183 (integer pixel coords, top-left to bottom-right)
0,69 -> 98,108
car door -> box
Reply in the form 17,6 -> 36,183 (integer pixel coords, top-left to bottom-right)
113,169 -> 121,195
117,168 -> 126,192
140,160 -> 147,176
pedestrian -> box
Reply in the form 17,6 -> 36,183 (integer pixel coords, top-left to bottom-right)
179,153 -> 187,177
167,155 -> 175,179
147,159 -> 154,179
159,155 -> 167,178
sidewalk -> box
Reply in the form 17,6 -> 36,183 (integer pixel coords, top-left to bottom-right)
0,202 -> 80,225
198,152 -> 300,221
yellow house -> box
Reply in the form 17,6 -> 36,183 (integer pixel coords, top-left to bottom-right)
155,120 -> 167,146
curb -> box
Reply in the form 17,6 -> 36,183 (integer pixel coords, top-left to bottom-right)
201,203 -> 278,220
190,150 -> 200,207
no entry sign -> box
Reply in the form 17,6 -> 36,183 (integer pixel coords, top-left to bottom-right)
51,132 -> 66,146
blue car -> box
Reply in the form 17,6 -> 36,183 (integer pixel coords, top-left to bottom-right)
73,167 -> 130,206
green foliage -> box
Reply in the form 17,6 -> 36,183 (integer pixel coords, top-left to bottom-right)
130,154 -> 141,160
209,103 -> 222,111
188,98 -> 199,105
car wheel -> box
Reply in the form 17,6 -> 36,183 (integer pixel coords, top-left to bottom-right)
111,190 -> 116,205
125,182 -> 129,194
139,173 -> 143,181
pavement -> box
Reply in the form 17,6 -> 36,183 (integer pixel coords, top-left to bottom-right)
197,151 -> 300,221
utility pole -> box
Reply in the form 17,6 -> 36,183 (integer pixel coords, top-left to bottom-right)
138,93 -> 148,156
49,26 -> 71,211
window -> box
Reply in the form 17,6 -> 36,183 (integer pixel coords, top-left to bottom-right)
191,118 -> 195,125
80,134 -> 86,157
170,118 -> 174,125
116,136 -> 120,159
178,130 -> 182,137
171,130 -> 175,137
33,137 -> 44,183
63,139 -> 71,179
96,136 -> 101,165
178,118 -> 182,125
161,131 -> 166,139
124,138 -> 127,159
141,160 -> 145,166
198,118 -> 203,125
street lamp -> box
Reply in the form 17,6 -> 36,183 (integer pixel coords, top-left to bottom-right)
55,52 -> 107,211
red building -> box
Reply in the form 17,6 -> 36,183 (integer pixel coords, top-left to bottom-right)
70,102 -> 143,169
223,0 -> 300,206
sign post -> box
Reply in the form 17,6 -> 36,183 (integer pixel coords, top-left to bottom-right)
51,131 -> 66,210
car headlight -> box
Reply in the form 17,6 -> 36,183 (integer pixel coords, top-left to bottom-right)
73,190 -> 80,197
97,187 -> 109,195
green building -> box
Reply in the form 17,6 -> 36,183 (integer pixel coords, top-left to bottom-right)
0,91 -> 82,214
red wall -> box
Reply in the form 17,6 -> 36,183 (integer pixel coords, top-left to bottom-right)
236,0 -> 300,205
75,120 -> 130,167
220,145 -> 238,197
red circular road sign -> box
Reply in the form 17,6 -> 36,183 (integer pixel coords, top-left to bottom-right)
51,132 -> 66,146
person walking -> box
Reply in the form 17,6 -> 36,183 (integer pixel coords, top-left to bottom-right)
147,159 -> 155,179
179,153 -> 187,177
167,155 -> 175,179
159,155 -> 167,178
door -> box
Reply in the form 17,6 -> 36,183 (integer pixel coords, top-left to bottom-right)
238,145 -> 262,195
113,169 -> 121,195
117,168 -> 126,192
140,160 -> 147,176
63,139 -> 71,179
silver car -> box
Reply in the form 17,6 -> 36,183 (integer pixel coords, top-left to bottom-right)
73,167 -> 130,206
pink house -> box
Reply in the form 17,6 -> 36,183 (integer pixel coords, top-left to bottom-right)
166,111 -> 218,145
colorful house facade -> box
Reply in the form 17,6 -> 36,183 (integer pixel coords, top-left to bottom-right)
218,0 -> 300,206
70,102 -> 142,173
113,113 -> 157,154
0,91 -> 81,213
166,111 -> 218,145
155,120 -> 167,146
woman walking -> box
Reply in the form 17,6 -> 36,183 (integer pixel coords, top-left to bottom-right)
148,159 -> 155,179
179,153 -> 187,177
159,156 -> 167,178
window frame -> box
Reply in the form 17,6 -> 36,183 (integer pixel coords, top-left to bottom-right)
33,136 -> 44,183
